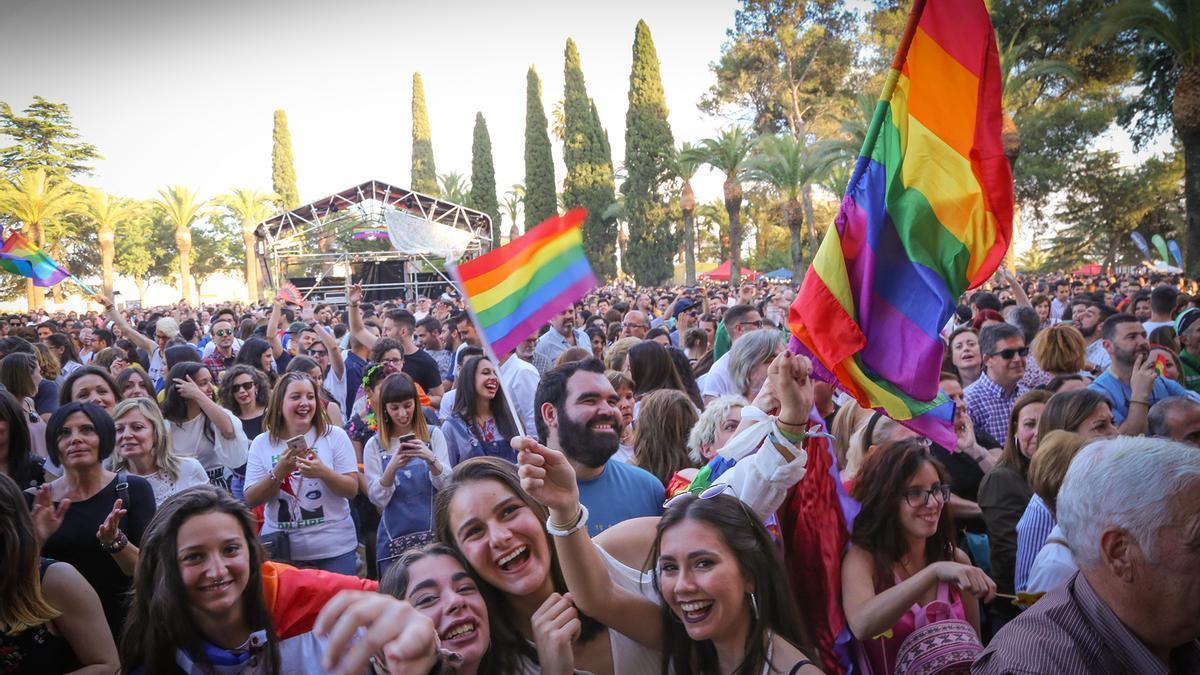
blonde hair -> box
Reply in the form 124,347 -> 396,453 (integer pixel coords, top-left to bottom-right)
33,342 -> 60,380
686,394 -> 748,464
1029,430 -> 1087,516
830,401 -> 872,472
1032,323 -> 1087,374
632,389 -> 699,486
110,397 -> 180,482
604,337 -> 642,372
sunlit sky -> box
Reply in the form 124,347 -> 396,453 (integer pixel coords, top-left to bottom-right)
1,0 -> 748,209
0,0 -> 1174,256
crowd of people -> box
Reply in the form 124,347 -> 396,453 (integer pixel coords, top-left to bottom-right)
0,271 -> 1198,674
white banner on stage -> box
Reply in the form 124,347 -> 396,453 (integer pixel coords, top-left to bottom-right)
385,209 -> 476,260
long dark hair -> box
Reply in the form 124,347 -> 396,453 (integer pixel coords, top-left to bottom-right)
379,543 -> 516,674
451,356 -> 517,438
999,390 -> 1054,475
650,493 -> 811,675
0,392 -> 34,486
58,365 -> 121,406
161,362 -> 217,447
120,486 -> 280,674
236,338 -> 276,386
44,332 -> 80,366
433,458 -> 602,651
629,341 -> 686,398
850,439 -> 956,590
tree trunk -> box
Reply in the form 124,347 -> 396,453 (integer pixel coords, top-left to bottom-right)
725,178 -> 744,287
785,199 -> 805,283
28,221 -> 45,310
99,224 -> 116,300
801,184 -> 818,263
682,181 -> 696,286
176,224 -> 193,304
133,278 -> 147,303
241,220 -> 259,303
1184,133 -> 1200,280
194,275 -> 204,303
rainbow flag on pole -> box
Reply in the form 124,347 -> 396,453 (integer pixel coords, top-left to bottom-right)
0,231 -> 72,287
452,208 -> 595,359
789,0 -> 1012,448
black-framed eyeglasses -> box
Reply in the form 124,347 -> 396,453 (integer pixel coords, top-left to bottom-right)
737,319 -> 764,329
306,348 -> 328,357
903,484 -> 952,508
988,347 -> 1029,360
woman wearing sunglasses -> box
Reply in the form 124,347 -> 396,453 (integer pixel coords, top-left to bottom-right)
841,438 -> 996,674
218,364 -> 270,443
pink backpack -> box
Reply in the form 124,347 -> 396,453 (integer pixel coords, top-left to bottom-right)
893,583 -> 982,675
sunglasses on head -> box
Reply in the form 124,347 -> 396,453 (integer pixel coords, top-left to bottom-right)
989,347 -> 1029,360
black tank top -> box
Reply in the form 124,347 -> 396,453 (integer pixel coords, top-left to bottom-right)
0,559 -> 78,674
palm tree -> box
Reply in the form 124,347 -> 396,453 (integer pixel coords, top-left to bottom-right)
671,142 -> 703,285
81,189 -> 132,300
155,185 -> 207,304
0,169 -> 79,309
1084,0 -> 1200,273
438,172 -> 471,205
502,184 -> 525,241
746,134 -> 836,282
216,188 -> 276,302
684,127 -> 757,285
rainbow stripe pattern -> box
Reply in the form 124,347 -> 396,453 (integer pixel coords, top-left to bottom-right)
789,0 -> 1012,448
0,231 -> 71,287
454,208 -> 595,358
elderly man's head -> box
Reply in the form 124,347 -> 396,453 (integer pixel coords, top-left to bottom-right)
1147,396 -> 1200,447
1058,437 -> 1200,653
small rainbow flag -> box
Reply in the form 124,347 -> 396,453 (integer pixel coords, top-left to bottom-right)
789,0 -> 1012,448
0,231 -> 71,287
351,222 -> 388,240
452,208 -> 595,359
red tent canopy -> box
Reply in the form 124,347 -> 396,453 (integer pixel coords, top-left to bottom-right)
1073,263 -> 1103,276
698,260 -> 759,281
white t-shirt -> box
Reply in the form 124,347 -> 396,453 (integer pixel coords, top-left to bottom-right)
1025,524 -> 1078,594
701,352 -> 735,401
168,408 -> 250,473
499,356 -> 540,436
595,544 -> 664,674
322,366 -> 347,419
246,426 -> 360,561
137,457 -> 210,506
362,427 -> 451,510
148,347 -> 165,386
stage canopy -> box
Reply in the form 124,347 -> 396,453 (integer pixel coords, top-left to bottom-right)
699,260 -> 760,281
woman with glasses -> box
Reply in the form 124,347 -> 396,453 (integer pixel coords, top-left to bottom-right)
44,333 -> 84,384
219,364 -> 270,442
841,438 -> 995,674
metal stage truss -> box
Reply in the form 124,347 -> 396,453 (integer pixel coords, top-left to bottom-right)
255,179 -> 492,303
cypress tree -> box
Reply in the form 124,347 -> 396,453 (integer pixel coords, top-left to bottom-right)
271,109 -> 299,210
411,73 -> 439,196
469,112 -> 502,248
562,39 -> 618,280
524,66 -> 557,229
622,20 -> 677,286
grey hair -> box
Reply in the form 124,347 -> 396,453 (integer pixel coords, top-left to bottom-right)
155,317 -> 179,339
686,394 -> 749,464
1146,396 -> 1200,439
1058,436 -> 1200,568
727,329 -> 785,398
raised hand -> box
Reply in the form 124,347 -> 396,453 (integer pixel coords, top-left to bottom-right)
1130,352 -> 1158,400
532,592 -> 581,675
346,283 -> 365,305
96,498 -> 126,546
172,374 -> 206,402
514,436 -> 579,517
314,591 -> 439,675
770,351 -> 815,425
30,485 -> 69,545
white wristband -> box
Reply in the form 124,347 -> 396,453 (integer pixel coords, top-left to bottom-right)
545,504 -> 589,537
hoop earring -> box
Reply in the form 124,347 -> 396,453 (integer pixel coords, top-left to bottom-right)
749,591 -> 759,620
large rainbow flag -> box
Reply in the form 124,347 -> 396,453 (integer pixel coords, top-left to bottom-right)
452,208 -> 595,358
0,231 -> 71,287
789,0 -> 1012,448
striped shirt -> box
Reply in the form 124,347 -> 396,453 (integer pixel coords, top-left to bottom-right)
1014,493 -> 1054,592
973,572 -> 1200,674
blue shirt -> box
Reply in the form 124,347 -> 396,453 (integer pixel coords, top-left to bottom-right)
1015,493 -> 1054,592
578,459 -> 664,536
1088,369 -> 1200,424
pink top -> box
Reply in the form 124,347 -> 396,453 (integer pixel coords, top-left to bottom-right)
856,576 -> 966,675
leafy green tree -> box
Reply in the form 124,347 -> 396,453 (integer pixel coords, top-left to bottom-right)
81,189 -> 132,300
468,113 -> 502,248
190,213 -> 243,299
116,203 -> 174,303
1082,0 -> 1200,275
155,186 -> 207,304
671,142 -> 703,285
438,172 -> 471,205
0,97 -> 100,180
271,110 -> 300,211
747,133 -> 833,280
622,20 -> 677,286
695,199 -> 730,262
216,188 -> 276,301
563,38 -> 618,280
1047,150 -> 1183,269
525,67 -> 557,229
684,127 -> 756,285
411,73 -> 439,196
0,169 -> 79,308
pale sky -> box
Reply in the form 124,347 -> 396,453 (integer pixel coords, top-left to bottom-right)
0,0 -> 743,212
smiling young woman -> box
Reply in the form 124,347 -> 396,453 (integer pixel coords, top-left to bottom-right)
442,356 -> 520,466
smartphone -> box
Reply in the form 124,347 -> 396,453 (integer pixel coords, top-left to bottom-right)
285,435 -> 308,457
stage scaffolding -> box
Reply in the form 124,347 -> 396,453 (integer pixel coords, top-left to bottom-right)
255,179 -> 492,303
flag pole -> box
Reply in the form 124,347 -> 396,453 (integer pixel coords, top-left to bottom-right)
444,256 -> 529,439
